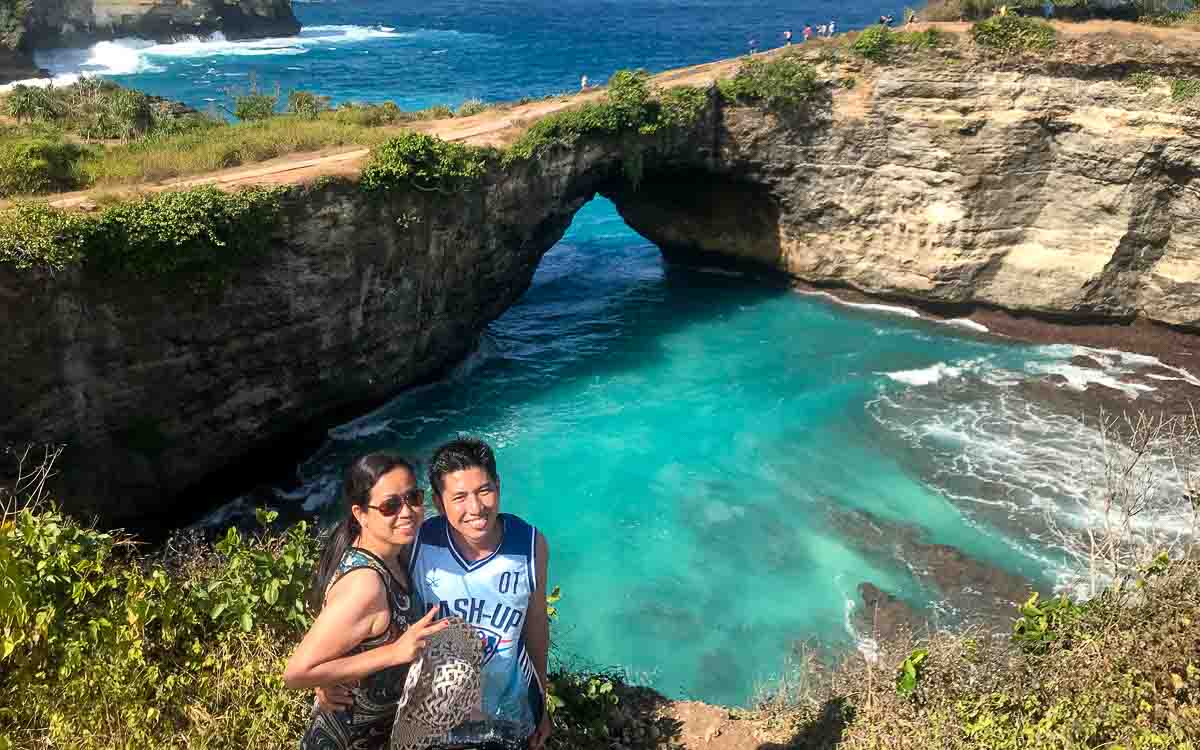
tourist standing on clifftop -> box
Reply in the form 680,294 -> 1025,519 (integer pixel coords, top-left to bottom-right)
284,453 -> 450,750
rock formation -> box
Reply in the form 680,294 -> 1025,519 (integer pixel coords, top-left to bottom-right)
1,0 -> 299,83
2,43 -> 1199,530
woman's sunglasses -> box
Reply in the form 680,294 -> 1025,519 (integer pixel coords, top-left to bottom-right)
367,488 -> 425,516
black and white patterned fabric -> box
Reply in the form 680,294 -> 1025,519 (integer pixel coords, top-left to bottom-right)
390,618 -> 485,750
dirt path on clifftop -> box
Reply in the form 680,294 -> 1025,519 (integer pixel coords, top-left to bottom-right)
41,19 -> 1200,211
44,58 -> 745,210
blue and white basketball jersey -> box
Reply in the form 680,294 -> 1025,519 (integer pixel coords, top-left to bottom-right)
410,513 -> 544,746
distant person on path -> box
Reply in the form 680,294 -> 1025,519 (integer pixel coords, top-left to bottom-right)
817,23 -> 827,37
580,74 -> 589,91
803,24 -> 813,41
784,29 -> 793,45
285,453 -> 449,750
749,38 -> 759,54
828,19 -> 837,36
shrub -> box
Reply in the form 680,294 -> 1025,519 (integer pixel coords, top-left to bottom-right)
361,131 -> 491,193
851,24 -> 896,61
718,56 -> 822,110
233,91 -> 278,122
894,27 -> 946,50
287,90 -> 331,120
332,101 -> 405,126
456,98 -> 488,117
414,104 -> 455,120
1126,70 -> 1158,90
971,14 -> 1057,53
0,465 -> 318,750
1171,77 -> 1200,102
0,186 -> 288,278
0,137 -> 85,197
3,84 -> 59,122
656,86 -> 708,131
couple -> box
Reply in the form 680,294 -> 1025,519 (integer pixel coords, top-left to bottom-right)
283,438 -> 552,750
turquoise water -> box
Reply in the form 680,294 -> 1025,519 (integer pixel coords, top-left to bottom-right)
31,0 -> 1177,705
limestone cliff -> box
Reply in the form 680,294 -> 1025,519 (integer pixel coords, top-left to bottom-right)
2,38 -> 1199,530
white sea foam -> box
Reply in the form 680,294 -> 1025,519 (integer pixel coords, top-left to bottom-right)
795,289 -> 922,319
942,317 -> 990,333
884,362 -> 965,386
29,25 -> 404,80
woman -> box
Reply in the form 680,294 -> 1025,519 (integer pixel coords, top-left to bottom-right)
285,452 -> 450,749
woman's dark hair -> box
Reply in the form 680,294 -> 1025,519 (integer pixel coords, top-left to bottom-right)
308,452 -> 416,613
428,438 -> 499,498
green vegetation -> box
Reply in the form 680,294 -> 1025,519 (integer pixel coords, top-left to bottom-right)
717,55 -> 822,109
852,24 -> 896,61
1126,70 -> 1158,90
0,186 -> 287,278
3,78 -> 213,140
1171,77 -> 1200,102
457,98 -> 489,117
971,14 -> 1057,53
286,90 -> 331,120
0,137 -> 86,196
361,131 -> 492,193
0,0 -> 30,51
504,70 -> 711,164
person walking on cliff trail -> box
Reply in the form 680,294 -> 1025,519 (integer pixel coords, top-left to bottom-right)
284,453 -> 451,750
317,439 -> 554,750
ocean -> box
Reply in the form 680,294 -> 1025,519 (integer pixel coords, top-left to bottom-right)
29,0 -> 1194,706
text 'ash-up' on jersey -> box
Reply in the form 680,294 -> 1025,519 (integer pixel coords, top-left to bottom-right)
409,513 -> 544,747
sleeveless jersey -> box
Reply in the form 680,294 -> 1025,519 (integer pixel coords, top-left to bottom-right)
409,513 -> 544,747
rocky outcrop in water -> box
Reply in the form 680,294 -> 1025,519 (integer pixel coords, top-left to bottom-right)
3,40 -> 1199,529
1,0 -> 299,82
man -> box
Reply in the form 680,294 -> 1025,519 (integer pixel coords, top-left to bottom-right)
317,438 -> 552,750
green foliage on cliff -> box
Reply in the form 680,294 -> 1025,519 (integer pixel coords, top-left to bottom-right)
361,131 -> 493,193
0,136 -> 86,196
3,78 -> 211,141
851,25 -> 897,61
0,186 -> 287,278
502,71 -> 710,165
0,484 -> 318,749
287,90 -> 331,120
972,14 -> 1057,53
1171,77 -> 1200,102
717,55 -> 821,110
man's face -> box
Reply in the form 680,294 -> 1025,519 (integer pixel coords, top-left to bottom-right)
436,466 -> 501,546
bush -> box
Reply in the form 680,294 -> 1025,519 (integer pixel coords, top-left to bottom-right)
1126,70 -> 1158,90
361,131 -> 492,193
718,56 -> 822,110
3,84 -> 59,122
1171,77 -> 1200,102
0,185 -> 288,278
0,137 -> 85,197
414,104 -> 455,120
332,101 -> 405,126
456,98 -> 488,117
851,25 -> 896,61
287,90 -> 331,120
0,479 -> 318,750
971,14 -> 1057,53
233,92 -> 278,122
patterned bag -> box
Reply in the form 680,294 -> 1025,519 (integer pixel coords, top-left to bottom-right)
391,617 -> 485,750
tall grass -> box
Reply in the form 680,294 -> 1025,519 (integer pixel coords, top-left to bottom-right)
80,116 -> 398,187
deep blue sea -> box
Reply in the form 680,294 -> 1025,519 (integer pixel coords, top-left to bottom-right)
24,0 -> 1195,706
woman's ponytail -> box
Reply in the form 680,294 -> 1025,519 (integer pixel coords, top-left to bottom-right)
308,516 -> 360,613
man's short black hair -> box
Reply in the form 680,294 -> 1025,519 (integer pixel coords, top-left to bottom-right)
428,437 -> 499,497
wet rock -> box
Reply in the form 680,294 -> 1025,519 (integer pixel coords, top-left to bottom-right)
855,582 -> 928,641
1069,355 -> 1105,370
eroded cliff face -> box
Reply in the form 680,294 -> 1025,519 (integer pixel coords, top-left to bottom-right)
3,48 -> 1198,529
25,0 -> 299,49
615,61 -> 1200,329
